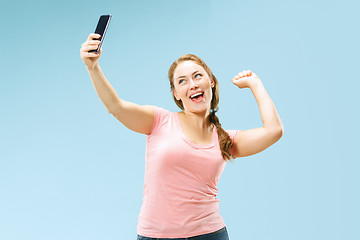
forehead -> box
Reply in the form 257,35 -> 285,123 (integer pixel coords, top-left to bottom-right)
173,61 -> 204,78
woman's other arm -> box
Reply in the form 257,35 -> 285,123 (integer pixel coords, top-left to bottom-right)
80,33 -> 154,134
231,70 -> 284,158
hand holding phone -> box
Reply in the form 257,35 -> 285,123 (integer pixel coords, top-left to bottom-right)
89,14 -> 112,53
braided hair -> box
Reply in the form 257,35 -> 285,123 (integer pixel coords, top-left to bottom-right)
168,54 -> 234,161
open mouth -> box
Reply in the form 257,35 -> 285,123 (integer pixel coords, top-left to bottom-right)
190,92 -> 204,102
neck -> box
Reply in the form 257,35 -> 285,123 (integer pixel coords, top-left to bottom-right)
182,108 -> 212,130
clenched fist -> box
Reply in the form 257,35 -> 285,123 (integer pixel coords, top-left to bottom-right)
80,33 -> 103,69
232,70 -> 261,89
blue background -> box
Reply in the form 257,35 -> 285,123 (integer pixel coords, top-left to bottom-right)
1,0 -> 359,239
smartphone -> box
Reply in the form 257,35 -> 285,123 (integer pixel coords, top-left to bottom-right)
89,14 -> 112,53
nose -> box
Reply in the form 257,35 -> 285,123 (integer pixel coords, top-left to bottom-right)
189,79 -> 198,89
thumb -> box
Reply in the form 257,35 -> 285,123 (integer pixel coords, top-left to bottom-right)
232,76 -> 249,89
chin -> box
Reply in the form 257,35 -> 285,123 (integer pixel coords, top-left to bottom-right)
184,104 -> 210,114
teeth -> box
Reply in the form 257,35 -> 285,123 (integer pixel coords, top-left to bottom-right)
190,92 -> 203,99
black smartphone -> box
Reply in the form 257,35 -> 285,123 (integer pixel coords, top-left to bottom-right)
89,14 -> 112,53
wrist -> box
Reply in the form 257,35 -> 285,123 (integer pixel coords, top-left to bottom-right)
86,62 -> 100,72
249,78 -> 262,89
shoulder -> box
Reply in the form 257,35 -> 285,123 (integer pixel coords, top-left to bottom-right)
147,106 -> 174,135
152,106 -> 173,120
225,129 -> 240,142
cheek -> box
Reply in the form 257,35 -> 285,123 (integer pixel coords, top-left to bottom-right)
174,88 -> 186,100
207,90 -> 213,100
207,88 -> 215,103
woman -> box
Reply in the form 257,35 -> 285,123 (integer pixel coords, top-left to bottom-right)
80,33 -> 284,240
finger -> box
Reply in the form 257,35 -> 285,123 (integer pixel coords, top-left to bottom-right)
87,33 -> 101,41
87,40 -> 101,45
80,45 -> 100,53
87,33 -> 102,41
80,46 -> 94,53
82,40 -> 101,48
80,48 -> 99,56
81,51 -> 100,58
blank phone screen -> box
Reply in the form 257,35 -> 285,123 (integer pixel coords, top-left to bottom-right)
90,15 -> 111,52
94,15 -> 110,39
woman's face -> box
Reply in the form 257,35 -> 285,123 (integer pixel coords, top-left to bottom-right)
172,61 -> 214,113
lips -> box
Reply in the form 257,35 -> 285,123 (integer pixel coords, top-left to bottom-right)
190,91 -> 204,99
189,91 -> 204,103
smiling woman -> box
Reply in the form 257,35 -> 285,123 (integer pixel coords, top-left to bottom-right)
168,54 -> 235,161
80,33 -> 283,239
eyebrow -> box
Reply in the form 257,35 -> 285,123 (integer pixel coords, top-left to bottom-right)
176,71 -> 199,80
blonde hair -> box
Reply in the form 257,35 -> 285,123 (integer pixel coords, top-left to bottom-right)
168,54 -> 234,161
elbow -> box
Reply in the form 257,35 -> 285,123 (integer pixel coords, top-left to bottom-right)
106,107 -> 113,114
269,128 -> 283,146
276,125 -> 284,140
268,125 -> 284,141
278,128 -> 284,140
107,108 -> 118,118
273,120 -> 284,138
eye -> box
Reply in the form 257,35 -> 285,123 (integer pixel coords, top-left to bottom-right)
179,79 -> 185,84
195,73 -> 202,78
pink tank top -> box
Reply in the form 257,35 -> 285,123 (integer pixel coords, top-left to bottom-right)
137,106 -> 239,238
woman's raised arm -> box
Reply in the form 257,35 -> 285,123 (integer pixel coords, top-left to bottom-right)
80,33 -> 154,134
231,70 -> 284,158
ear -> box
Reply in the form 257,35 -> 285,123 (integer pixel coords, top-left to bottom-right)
173,90 -> 180,101
211,79 -> 215,88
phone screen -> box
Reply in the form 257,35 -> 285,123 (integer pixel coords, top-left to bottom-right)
89,15 -> 112,53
